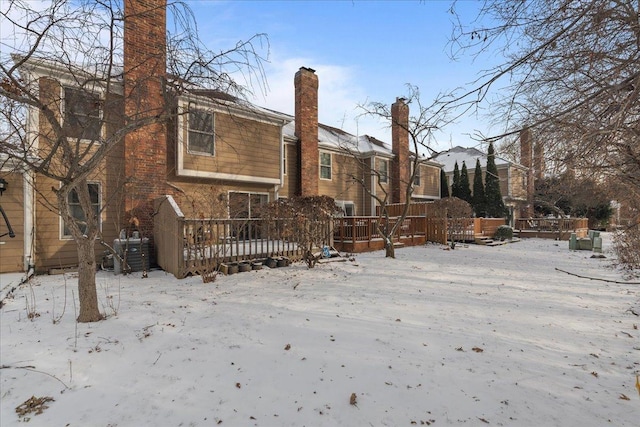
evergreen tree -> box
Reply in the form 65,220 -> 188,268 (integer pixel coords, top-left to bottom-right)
459,161 -> 472,203
440,169 -> 449,198
472,158 -> 486,217
485,143 -> 506,217
451,161 -> 461,198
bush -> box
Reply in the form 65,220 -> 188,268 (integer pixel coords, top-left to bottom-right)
614,226 -> 640,271
494,225 -> 513,241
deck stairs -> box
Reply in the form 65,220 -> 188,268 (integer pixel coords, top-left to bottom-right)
474,234 -> 494,245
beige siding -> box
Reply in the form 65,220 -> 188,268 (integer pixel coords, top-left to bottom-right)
413,164 -> 440,199
182,113 -> 281,180
497,167 -> 510,197
32,79 -> 127,271
509,167 -> 527,200
0,172 -> 25,272
320,152 -> 368,215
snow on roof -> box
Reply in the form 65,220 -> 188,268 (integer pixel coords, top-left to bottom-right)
284,121 -> 391,156
430,146 -> 521,172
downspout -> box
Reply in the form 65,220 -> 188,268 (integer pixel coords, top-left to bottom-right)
23,169 -> 35,276
370,155 -> 376,216
276,125 -> 285,200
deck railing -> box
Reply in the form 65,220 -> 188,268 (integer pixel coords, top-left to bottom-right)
154,196 -> 331,278
515,217 -> 589,239
333,216 -> 426,243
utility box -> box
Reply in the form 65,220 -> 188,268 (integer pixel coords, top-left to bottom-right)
114,238 -> 149,274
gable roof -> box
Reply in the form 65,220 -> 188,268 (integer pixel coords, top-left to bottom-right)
430,146 -> 525,172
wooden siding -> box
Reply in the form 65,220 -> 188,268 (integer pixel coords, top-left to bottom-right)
32,79 -> 127,272
412,164 -> 440,199
320,152 -> 368,215
508,167 -> 527,200
0,172 -> 25,273
181,113 -> 281,180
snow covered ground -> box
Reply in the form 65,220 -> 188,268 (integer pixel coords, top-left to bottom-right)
1,235 -> 639,426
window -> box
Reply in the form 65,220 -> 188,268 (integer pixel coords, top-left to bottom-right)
335,200 -> 355,216
62,183 -> 101,238
377,158 -> 388,183
413,164 -> 421,186
320,152 -> 332,180
64,87 -> 102,140
228,192 -> 269,218
188,104 -> 215,155
283,145 -> 287,175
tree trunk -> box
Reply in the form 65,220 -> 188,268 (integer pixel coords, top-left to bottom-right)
76,238 -> 103,322
385,238 -> 395,258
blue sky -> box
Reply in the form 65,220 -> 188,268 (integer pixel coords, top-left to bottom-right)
185,0 -> 500,152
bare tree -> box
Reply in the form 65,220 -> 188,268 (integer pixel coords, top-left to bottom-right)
0,0 -> 269,321
346,86 -> 453,258
449,0 -> 639,267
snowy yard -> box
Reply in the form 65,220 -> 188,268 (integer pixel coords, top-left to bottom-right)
1,236 -> 639,426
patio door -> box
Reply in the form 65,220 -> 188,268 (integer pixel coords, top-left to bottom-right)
228,192 -> 269,239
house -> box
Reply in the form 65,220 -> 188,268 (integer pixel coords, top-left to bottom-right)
0,0 -> 441,274
430,145 -> 529,222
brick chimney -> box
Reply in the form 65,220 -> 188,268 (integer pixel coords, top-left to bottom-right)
391,97 -> 410,204
294,67 -> 319,196
123,0 -> 167,235
520,127 -> 534,217
533,141 -> 544,181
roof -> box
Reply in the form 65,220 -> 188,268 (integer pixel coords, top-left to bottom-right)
283,121 -> 442,167
430,146 -> 524,172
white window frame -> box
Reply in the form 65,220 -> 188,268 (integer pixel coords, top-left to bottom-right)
320,151 -> 332,180
62,86 -> 103,142
60,182 -> 102,239
187,102 -> 215,156
228,191 -> 270,219
283,144 -> 287,175
335,200 -> 355,216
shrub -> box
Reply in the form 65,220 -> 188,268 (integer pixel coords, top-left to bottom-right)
494,225 -> 513,241
614,226 -> 640,271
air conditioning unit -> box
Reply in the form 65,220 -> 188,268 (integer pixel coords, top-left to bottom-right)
113,238 -> 149,274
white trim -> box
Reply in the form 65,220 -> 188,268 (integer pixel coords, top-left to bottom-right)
177,168 -> 280,184
186,102 -> 216,156
227,190 -> 270,218
319,151 -> 332,181
335,199 -> 355,216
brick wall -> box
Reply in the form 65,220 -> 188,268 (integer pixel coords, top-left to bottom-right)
123,0 -> 167,235
294,67 -> 319,196
391,97 -> 409,204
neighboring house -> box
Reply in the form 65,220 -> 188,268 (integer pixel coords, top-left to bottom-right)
2,1 -> 440,274
431,146 -> 529,222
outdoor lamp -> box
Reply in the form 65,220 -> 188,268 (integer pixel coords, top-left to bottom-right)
0,177 -> 7,196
